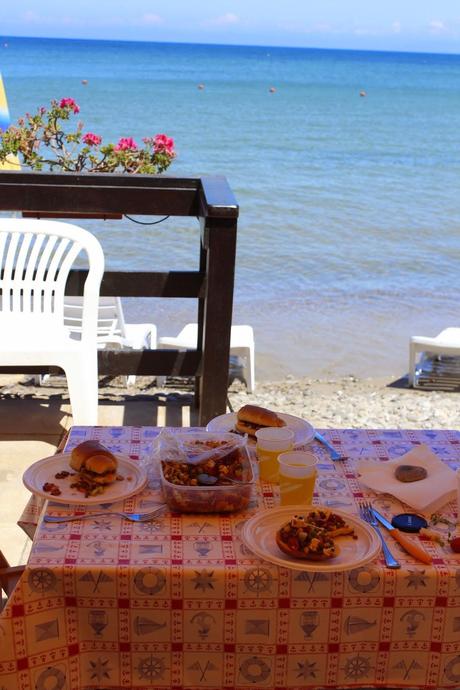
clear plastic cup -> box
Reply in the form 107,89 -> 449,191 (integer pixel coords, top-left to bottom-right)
255,427 -> 295,483
278,450 -> 318,505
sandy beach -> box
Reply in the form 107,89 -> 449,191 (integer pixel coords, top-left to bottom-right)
1,373 -> 458,430
228,375 -> 460,429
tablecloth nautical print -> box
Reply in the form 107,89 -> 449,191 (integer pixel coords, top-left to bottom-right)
2,426 -> 460,690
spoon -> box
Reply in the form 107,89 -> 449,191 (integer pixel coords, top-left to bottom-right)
314,431 -> 344,461
196,473 -> 251,486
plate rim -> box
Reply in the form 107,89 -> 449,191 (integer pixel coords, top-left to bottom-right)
241,504 -> 381,572
207,411 -> 315,444
22,451 -> 147,505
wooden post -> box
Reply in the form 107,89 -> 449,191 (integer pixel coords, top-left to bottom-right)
198,216 -> 237,424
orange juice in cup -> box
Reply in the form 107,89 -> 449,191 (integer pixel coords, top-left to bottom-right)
255,427 -> 295,483
278,450 -> 318,505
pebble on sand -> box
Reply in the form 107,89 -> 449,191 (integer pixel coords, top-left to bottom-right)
2,374 -> 457,431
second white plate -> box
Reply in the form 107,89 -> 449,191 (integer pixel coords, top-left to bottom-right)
241,505 -> 381,572
207,412 -> 315,446
23,452 -> 147,505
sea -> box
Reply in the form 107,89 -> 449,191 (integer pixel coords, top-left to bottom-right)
1,36 -> 460,381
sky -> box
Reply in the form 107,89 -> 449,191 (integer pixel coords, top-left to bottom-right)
1,0 -> 460,53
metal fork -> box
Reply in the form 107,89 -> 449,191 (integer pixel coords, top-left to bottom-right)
359,501 -> 400,569
44,506 -> 165,523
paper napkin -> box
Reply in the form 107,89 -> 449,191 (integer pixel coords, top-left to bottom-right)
357,443 -> 456,514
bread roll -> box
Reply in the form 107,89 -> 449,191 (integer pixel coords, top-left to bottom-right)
80,453 -> 118,485
235,404 -> 286,436
238,404 -> 285,427
235,419 -> 261,436
70,440 -> 116,472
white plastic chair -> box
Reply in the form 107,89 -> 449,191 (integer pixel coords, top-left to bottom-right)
157,323 -> 255,392
409,327 -> 460,387
62,296 -> 157,386
0,218 -> 104,424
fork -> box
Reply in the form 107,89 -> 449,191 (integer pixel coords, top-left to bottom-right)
359,501 -> 400,569
44,506 -> 165,523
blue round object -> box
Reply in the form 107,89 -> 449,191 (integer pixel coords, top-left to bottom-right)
391,513 -> 427,533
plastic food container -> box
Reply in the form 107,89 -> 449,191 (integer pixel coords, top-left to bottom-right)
158,432 -> 254,513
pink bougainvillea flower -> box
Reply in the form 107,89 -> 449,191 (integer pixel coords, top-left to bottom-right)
82,132 -> 102,146
0,97 -> 176,174
59,98 -> 80,114
114,137 -> 138,151
153,133 -> 175,155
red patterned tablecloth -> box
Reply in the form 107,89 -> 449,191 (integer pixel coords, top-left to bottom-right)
2,426 -> 460,690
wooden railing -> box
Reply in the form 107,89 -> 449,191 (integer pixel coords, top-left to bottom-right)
0,171 -> 239,424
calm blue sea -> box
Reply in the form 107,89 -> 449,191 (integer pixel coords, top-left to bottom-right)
2,36 -> 460,380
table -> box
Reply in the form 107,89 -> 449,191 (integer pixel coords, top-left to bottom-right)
1,426 -> 460,690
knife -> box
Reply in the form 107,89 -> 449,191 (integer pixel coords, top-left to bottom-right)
314,432 -> 342,461
372,508 -> 432,564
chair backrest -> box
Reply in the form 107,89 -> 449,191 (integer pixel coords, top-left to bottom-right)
64,296 -> 127,341
0,218 -> 104,343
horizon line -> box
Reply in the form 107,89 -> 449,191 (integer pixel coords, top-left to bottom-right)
1,33 -> 460,58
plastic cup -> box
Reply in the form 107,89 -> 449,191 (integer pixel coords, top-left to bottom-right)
255,427 -> 295,483
278,450 -> 318,506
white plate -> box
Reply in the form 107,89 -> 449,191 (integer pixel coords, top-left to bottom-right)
241,505 -> 381,572
23,452 -> 147,505
206,412 -> 315,446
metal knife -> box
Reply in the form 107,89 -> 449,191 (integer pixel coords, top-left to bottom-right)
372,508 -> 432,564
314,432 -> 342,461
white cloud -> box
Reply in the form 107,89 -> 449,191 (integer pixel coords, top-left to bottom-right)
140,13 -> 163,26
429,19 -> 447,34
21,10 -> 82,27
206,13 -> 240,27
391,21 -> 401,34
20,9 -> 163,30
22,11 -> 41,24
353,27 -> 375,36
